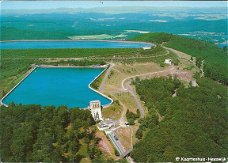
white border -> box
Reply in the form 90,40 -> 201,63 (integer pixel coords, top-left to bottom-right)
88,64 -> 113,108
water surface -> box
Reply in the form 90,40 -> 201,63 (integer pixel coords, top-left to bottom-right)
0,41 -> 152,49
2,67 -> 111,108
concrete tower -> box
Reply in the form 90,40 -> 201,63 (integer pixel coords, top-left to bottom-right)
89,100 -> 103,121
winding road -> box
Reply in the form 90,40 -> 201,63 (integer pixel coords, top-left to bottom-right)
99,47 -> 174,119
121,66 -> 175,118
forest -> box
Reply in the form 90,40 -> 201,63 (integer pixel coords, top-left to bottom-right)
0,104 -> 118,162
131,33 -> 228,85
131,76 -> 228,162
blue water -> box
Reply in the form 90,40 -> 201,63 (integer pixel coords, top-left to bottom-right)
0,41 -> 152,49
2,67 -> 111,108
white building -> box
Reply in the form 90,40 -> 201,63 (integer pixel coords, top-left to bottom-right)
164,59 -> 172,65
143,46 -> 151,50
89,100 -> 103,121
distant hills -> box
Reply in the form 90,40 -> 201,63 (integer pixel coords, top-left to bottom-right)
2,6 -> 227,15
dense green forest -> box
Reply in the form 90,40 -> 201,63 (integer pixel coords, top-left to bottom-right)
131,33 -> 228,85
0,105 -> 116,162
131,77 -> 228,162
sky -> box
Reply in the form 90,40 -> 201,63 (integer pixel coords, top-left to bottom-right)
1,1 -> 228,10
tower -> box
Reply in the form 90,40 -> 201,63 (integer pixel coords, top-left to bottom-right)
89,100 -> 103,121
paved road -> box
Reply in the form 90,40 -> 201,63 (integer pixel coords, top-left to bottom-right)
107,131 -> 126,155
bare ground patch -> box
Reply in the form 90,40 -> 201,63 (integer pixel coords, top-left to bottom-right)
95,130 -> 117,160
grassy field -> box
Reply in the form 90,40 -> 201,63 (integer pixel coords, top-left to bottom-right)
101,62 -> 169,93
102,100 -> 122,120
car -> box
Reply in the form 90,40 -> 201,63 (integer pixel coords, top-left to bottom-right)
114,135 -> 119,141
124,122 -> 129,126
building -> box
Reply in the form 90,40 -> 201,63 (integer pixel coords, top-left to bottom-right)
98,119 -> 115,130
143,46 -> 151,50
89,100 -> 103,121
164,59 -> 172,65
190,80 -> 199,87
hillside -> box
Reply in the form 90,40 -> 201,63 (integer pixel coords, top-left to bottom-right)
131,33 -> 228,85
132,77 -> 228,162
0,104 -> 120,162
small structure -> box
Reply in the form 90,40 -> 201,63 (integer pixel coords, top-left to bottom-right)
98,118 -> 115,130
89,100 -> 103,121
190,80 -> 199,87
164,59 -> 172,65
143,46 -> 151,50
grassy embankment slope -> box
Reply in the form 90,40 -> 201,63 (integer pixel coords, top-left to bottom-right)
131,33 -> 228,85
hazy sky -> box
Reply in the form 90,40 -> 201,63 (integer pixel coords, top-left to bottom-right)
1,1 -> 228,10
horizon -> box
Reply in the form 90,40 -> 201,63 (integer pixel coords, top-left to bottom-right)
1,1 -> 228,10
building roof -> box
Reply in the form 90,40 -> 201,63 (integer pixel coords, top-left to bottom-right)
90,100 -> 100,103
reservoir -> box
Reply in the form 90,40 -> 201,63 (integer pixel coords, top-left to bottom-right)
0,40 -> 153,49
2,67 -> 112,108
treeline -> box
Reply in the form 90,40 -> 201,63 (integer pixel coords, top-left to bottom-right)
131,33 -> 228,85
131,77 -> 228,162
50,59 -> 106,67
0,104 -> 109,162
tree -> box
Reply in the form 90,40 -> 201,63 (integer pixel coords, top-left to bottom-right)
132,77 -> 227,162
0,105 -> 99,162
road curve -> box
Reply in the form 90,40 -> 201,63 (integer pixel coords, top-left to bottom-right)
121,67 -> 175,118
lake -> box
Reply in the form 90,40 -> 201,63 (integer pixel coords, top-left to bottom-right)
0,40 -> 153,49
2,67 -> 112,108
